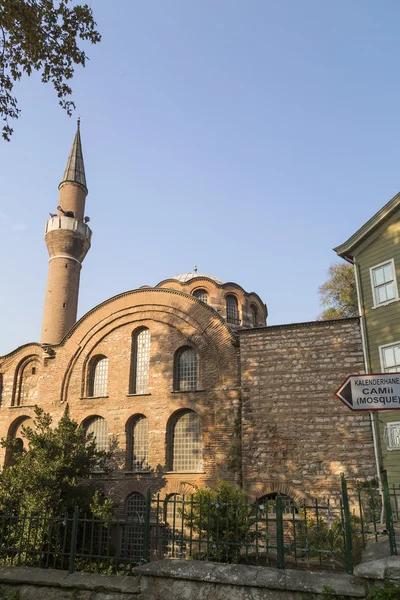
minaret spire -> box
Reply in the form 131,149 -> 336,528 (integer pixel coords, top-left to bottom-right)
59,117 -> 87,192
40,122 -> 92,345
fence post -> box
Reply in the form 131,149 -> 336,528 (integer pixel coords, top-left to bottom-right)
276,493 -> 285,569
68,505 -> 79,574
341,474 -> 353,574
382,470 -> 398,556
142,487 -> 152,564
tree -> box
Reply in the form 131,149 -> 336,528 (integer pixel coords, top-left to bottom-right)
318,263 -> 358,320
0,406 -> 112,515
182,480 -> 258,563
0,0 -> 101,141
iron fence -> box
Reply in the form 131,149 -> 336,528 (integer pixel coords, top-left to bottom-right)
0,473 -> 396,576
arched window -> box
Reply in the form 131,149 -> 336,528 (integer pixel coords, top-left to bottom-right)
84,416 -> 109,452
88,356 -> 108,397
125,492 -> 146,520
257,493 -> 297,515
192,289 -> 208,304
4,416 -> 34,467
250,304 -> 258,327
168,410 -> 202,472
130,328 -> 151,394
127,415 -> 149,471
226,295 -> 239,325
173,347 -> 197,391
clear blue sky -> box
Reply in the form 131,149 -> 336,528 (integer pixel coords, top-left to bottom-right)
1,0 -> 400,355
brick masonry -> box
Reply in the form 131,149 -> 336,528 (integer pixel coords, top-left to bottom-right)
239,317 -> 377,500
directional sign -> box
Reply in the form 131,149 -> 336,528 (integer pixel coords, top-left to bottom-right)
335,374 -> 400,411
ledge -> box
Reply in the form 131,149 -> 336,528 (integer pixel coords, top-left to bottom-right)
126,393 -> 152,397
171,389 -> 206,394
80,396 -> 109,400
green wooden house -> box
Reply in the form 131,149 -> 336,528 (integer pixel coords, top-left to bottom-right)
335,193 -> 400,484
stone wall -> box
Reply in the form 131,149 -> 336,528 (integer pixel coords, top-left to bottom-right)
0,561 -> 369,600
239,317 -> 377,499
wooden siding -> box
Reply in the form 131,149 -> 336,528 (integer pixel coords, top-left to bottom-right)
356,216 -> 400,482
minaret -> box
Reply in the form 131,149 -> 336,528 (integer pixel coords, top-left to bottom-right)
40,119 -> 92,344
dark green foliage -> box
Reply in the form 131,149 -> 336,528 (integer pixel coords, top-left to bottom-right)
0,0 -> 101,140
368,581 -> 400,600
0,405 -> 112,516
182,480 -> 259,563
318,263 -> 358,320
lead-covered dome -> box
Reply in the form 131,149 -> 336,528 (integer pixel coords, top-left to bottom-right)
171,271 -> 224,284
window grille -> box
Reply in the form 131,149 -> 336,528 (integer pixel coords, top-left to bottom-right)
85,416 -> 109,452
371,261 -> 398,306
192,289 -> 208,304
125,492 -> 146,520
250,304 -> 258,327
121,493 -> 146,561
131,328 -> 151,394
226,295 -> 239,325
381,343 -> 400,372
88,356 -> 108,397
169,410 -> 201,472
258,493 -> 297,515
128,416 -> 149,471
385,422 -> 400,450
174,347 -> 197,391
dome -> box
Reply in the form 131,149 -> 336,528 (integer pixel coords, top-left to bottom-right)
170,271 -> 224,284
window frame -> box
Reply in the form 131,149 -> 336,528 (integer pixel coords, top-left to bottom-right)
173,346 -> 198,392
87,355 -> 109,398
130,327 -> 151,395
384,422 -> 400,451
192,288 -> 208,304
370,258 -> 399,309
379,340 -> 400,373
225,294 -> 240,325
167,409 -> 202,473
126,414 -> 149,472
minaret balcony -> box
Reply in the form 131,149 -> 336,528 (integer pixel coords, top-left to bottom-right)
45,216 -> 92,241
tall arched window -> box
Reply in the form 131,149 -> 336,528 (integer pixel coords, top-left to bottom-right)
130,328 -> 151,394
168,410 -> 202,472
250,304 -> 258,327
88,356 -> 108,397
226,295 -> 239,325
125,492 -> 146,520
84,416 -> 109,452
173,347 -> 197,391
192,289 -> 208,304
127,415 -> 149,471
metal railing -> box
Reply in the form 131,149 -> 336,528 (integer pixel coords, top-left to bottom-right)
0,474 -> 396,576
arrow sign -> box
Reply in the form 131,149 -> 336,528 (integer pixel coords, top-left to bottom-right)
335,374 -> 400,411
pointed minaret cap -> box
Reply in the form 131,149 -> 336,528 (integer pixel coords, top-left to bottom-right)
59,117 -> 87,192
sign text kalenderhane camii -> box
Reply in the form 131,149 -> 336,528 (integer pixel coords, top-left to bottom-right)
335,374 -> 400,411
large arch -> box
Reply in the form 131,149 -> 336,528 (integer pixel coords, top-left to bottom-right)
59,288 -> 239,404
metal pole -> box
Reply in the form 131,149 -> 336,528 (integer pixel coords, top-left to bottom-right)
341,474 -> 353,574
142,487 -> 152,564
68,506 -> 79,574
382,470 -> 397,556
276,494 -> 285,569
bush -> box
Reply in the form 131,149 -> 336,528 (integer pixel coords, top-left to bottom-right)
182,481 -> 258,563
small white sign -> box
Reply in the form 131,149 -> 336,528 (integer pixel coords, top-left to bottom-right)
335,374 -> 400,411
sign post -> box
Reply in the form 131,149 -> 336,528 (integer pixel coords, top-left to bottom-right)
335,374 -> 400,411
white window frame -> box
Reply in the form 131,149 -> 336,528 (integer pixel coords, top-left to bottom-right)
370,258 -> 399,308
379,340 -> 400,373
384,422 -> 400,451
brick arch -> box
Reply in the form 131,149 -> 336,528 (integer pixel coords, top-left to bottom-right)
108,479 -> 152,506
4,414 -> 35,467
162,480 -> 197,498
248,482 -> 311,505
60,290 -> 239,403
12,354 -> 41,407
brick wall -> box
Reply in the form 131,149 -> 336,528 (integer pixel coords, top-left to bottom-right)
239,317 -> 377,500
